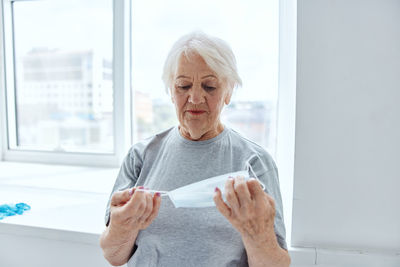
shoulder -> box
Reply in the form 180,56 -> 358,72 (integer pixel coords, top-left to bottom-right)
227,128 -> 277,173
128,127 -> 175,161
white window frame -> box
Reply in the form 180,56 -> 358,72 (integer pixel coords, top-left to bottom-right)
0,0 -> 132,167
275,0 -> 297,246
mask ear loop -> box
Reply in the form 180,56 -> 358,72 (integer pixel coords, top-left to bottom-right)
135,189 -> 169,197
246,161 -> 266,191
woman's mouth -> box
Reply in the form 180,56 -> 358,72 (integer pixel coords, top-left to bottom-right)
187,110 -> 206,115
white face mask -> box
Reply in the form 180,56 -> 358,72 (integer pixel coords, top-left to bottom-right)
137,169 -> 265,208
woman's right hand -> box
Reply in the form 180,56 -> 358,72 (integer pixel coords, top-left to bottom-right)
109,186 -> 162,233
101,187 -> 161,266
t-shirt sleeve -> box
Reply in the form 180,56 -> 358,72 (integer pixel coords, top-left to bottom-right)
104,147 -> 142,226
246,153 -> 288,251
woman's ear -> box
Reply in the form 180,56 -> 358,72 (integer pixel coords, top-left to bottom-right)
224,92 -> 232,105
170,88 -> 175,104
224,85 -> 233,105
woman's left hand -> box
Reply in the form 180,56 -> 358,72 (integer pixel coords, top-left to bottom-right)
213,175 -> 276,244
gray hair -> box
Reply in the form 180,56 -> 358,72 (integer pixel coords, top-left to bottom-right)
162,31 -> 242,93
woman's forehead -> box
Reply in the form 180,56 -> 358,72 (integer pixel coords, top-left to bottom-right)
175,53 -> 218,79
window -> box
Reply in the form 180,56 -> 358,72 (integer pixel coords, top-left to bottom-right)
1,0 -> 281,165
1,0 -> 132,166
131,0 -> 279,155
9,0 -> 113,153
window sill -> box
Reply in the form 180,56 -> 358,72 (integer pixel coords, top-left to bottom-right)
0,161 -> 119,245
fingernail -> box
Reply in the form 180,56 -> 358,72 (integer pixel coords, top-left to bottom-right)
249,177 -> 256,181
129,188 -> 134,196
215,187 -> 219,192
155,192 -> 161,197
138,186 -> 144,189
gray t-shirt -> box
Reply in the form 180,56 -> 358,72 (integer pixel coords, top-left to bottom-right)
105,126 -> 287,267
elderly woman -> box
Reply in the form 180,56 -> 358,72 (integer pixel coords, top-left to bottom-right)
100,32 -> 290,267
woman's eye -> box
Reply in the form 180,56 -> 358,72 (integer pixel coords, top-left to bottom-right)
178,85 -> 191,90
203,85 -> 216,91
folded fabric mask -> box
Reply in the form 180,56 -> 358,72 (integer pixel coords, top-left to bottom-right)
137,170 -> 265,208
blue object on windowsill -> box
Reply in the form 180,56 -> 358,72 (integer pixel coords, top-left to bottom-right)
0,203 -> 31,220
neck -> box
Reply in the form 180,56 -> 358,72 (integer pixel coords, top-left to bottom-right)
179,123 -> 224,141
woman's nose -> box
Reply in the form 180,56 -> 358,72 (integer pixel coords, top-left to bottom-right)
188,85 -> 205,104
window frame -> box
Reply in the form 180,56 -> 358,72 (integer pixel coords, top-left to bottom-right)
275,0 -> 297,246
0,0 -> 132,167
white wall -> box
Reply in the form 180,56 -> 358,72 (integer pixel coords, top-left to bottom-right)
0,232 -> 115,267
292,0 -> 400,254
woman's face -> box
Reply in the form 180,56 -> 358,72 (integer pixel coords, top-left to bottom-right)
171,53 -> 232,141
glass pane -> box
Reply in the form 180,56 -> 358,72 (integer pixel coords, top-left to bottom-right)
132,0 -> 279,155
12,0 -> 113,153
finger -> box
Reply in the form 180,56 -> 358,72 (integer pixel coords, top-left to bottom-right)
111,188 -> 134,206
124,187 -> 147,218
247,178 -> 265,201
234,175 -> 252,208
225,177 -> 240,215
143,192 -> 162,225
263,193 -> 276,218
265,193 -> 276,208
139,192 -> 153,222
213,187 -> 231,219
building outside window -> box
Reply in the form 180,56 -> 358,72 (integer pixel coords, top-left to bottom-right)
10,0 -> 113,153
